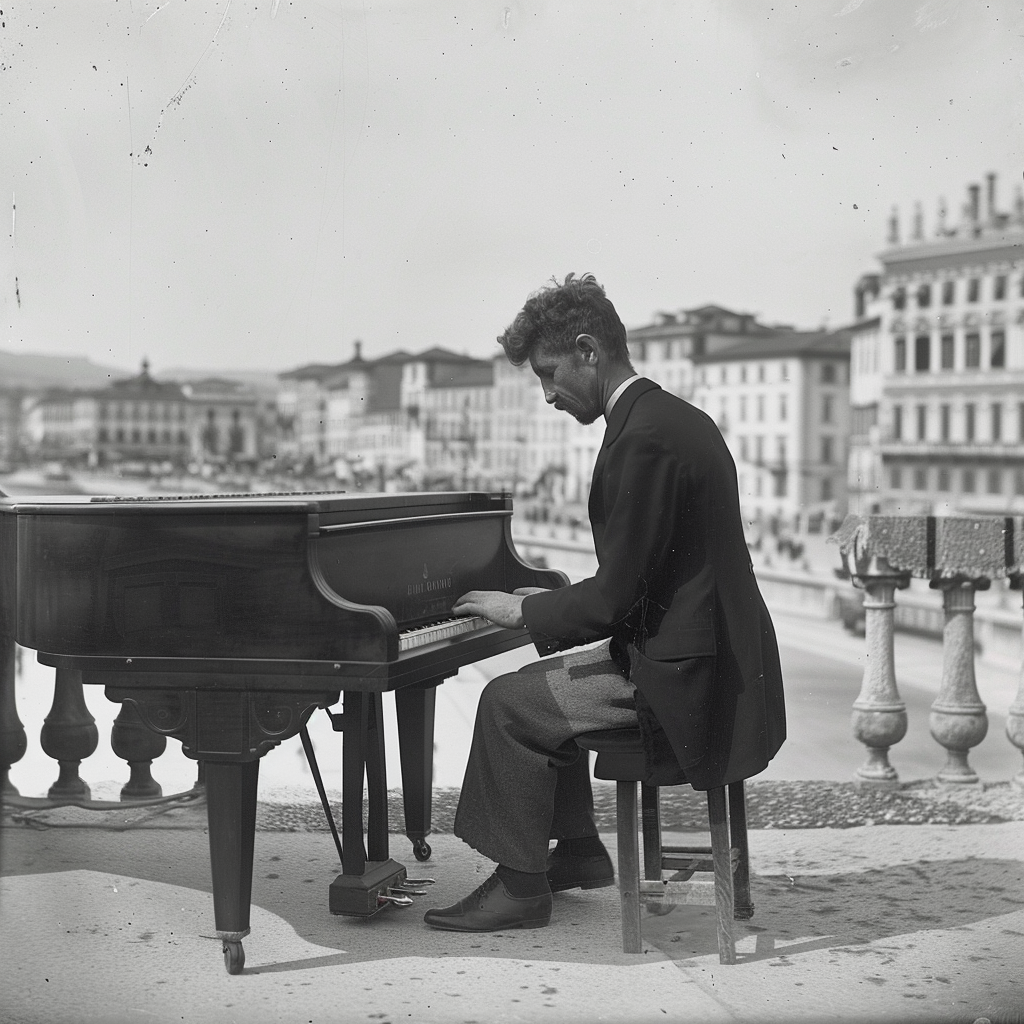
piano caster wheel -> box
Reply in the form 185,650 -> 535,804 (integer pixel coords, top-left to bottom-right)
412,838 -> 431,862
223,940 -> 245,975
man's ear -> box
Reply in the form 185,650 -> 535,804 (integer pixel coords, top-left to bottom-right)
574,333 -> 600,364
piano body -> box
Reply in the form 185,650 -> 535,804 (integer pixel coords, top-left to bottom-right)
0,490 -> 568,973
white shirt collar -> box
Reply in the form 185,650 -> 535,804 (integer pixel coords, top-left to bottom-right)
604,374 -> 642,420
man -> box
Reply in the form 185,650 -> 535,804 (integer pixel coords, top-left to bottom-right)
424,273 -> 785,933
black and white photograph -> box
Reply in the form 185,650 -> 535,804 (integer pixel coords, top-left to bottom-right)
1,2 -> 1022,1022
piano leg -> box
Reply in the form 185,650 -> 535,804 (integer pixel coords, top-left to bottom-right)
204,759 -> 259,975
329,691 -> 407,916
395,682 -> 438,862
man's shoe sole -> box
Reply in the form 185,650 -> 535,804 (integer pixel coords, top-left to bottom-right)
549,876 -> 615,893
423,915 -> 550,932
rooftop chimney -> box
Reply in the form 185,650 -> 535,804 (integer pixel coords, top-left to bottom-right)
353,340 -> 363,361
912,201 -> 924,241
986,172 -> 997,224
968,184 -> 981,232
887,205 -> 900,245
935,196 -> 947,236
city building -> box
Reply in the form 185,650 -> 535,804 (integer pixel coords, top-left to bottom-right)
0,389 -> 26,468
691,330 -> 852,532
627,304 -> 784,400
850,172 -> 1024,515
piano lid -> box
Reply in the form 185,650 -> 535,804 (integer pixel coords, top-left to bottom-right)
0,490 -> 514,517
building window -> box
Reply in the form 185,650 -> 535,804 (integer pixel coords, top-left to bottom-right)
991,330 -> 1006,368
992,403 -> 1003,442
756,395 -> 765,421
892,405 -> 903,440
916,404 -> 927,441
894,336 -> 907,372
913,467 -> 928,490
98,427 -> 109,442
777,436 -> 787,463
755,436 -> 764,463
917,283 -> 931,308
821,437 -> 833,464
821,477 -> 833,501
739,436 -> 748,461
1019,402 -> 1024,442
739,396 -> 747,421
965,403 -> 976,442
758,364 -> 765,383
890,466 -> 903,489
987,469 -> 1002,494
740,365 -> 747,384
914,334 -> 930,371
968,278 -> 980,302
963,468 -> 976,493
937,467 -> 950,491
720,367 -> 727,384
1016,468 -> 1024,496
994,275 -> 1007,300
822,363 -> 836,384
115,428 -> 124,443
822,395 -> 833,423
965,332 -> 981,368
773,472 -> 787,498
892,287 -> 906,311
779,395 -> 787,421
940,333 -> 954,370
942,280 -> 955,305
940,404 -> 951,441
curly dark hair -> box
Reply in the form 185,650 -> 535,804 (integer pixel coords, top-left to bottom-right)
497,273 -> 630,366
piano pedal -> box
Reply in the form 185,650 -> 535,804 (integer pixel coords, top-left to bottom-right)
377,892 -> 414,907
403,877 -> 436,886
389,885 -> 429,895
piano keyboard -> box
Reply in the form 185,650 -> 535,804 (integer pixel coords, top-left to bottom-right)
398,616 -> 492,652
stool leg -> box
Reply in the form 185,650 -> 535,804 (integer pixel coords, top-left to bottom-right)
616,780 -> 642,953
707,787 -> 736,965
728,780 -> 753,920
640,783 -> 661,880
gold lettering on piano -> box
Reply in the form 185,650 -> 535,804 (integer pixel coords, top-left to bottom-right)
407,576 -> 453,596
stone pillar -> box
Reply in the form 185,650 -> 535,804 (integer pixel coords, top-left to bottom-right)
929,578 -> 989,785
0,637 -> 27,796
110,700 -> 166,800
850,559 -> 910,787
39,667 -> 98,800
1005,580 -> 1024,789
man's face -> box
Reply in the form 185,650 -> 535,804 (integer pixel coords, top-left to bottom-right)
529,342 -> 602,425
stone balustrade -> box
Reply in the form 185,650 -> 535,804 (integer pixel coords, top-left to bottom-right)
832,513 -> 1024,788
0,638 -> 200,806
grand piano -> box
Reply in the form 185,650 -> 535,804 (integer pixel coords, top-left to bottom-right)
0,489 -> 568,973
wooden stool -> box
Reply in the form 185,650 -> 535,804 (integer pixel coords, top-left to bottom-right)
576,728 -> 753,964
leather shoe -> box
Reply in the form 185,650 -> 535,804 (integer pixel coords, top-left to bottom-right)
423,874 -> 551,932
546,847 -> 615,893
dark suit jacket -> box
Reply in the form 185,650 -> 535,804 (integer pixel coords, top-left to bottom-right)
522,378 -> 786,789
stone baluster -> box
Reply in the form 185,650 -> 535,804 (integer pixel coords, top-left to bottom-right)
0,636 -> 27,796
110,700 -> 166,800
1005,577 -> 1024,788
39,667 -> 98,800
849,557 -> 910,787
929,577 -> 989,784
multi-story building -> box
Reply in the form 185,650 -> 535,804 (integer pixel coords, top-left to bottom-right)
482,356 -> 603,504
27,361 -> 260,468
0,389 -> 26,468
691,330 -> 852,532
627,304 -> 784,400
851,172 -> 1024,515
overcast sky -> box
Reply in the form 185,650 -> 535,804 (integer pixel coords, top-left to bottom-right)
1,0 -> 1022,375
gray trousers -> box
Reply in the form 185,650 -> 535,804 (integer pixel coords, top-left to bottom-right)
453,640 -> 639,873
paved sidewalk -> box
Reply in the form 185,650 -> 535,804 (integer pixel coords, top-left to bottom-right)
1,798 -> 1021,1024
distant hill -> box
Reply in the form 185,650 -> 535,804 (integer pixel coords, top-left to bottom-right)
0,349 -> 126,390
157,367 -> 282,395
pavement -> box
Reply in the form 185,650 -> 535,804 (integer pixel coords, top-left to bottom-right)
1,798 -> 1022,1024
